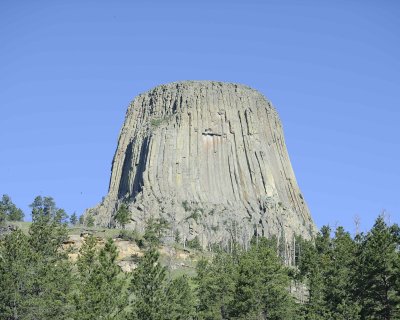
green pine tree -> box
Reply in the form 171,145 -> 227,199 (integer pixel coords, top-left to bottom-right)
115,204 -> 131,229
0,196 -> 73,320
70,212 -> 78,226
86,214 -> 95,227
164,275 -> 196,320
0,229 -> 31,319
73,236 -> 127,320
354,216 -> 400,319
195,253 -> 236,320
29,196 -> 69,255
324,226 -> 360,319
129,248 -> 167,320
230,239 -> 297,320
0,194 -> 24,222
143,218 -> 169,247
298,226 -> 332,319
0,203 -> 5,225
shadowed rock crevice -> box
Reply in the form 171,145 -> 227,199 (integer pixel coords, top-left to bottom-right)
86,81 -> 317,248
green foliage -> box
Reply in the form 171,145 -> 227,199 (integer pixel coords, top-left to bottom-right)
118,229 -> 145,247
86,214 -> 95,227
298,217 -> 400,320
174,229 -> 181,243
29,196 -> 69,256
0,229 -> 32,318
165,275 -> 196,319
1,202 -> 399,320
73,236 -> 127,320
182,201 -> 204,222
324,226 -> 361,319
230,239 -> 297,319
151,118 -> 163,128
70,212 -> 77,226
0,202 -> 5,224
354,216 -> 400,319
298,226 -> 332,319
196,254 -> 237,319
143,217 -> 169,247
187,235 -> 202,250
186,208 -> 202,222
114,203 -> 131,229
129,248 -> 167,320
0,194 -> 24,223
182,200 -> 191,212
0,196 -> 73,320
79,214 -> 84,225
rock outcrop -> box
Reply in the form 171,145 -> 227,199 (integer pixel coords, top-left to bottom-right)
86,81 -> 316,250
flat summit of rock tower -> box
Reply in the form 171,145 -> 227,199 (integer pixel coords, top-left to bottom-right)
86,81 -> 316,248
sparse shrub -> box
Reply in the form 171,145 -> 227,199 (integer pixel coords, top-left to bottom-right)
174,229 -> 181,243
186,210 -> 200,222
151,118 -> 163,128
118,229 -> 144,247
185,207 -> 204,222
118,230 -> 134,241
211,225 -> 219,232
182,200 -> 191,212
187,236 -> 202,251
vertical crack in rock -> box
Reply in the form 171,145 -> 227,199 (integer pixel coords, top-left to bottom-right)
85,81 -> 317,246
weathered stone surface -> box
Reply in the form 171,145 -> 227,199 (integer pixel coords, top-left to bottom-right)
86,81 -> 316,248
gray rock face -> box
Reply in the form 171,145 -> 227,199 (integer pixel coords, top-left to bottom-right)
86,81 -> 316,248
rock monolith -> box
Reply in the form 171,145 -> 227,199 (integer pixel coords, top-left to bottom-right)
86,81 -> 316,251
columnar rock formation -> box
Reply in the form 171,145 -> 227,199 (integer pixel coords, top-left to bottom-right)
86,81 -> 316,249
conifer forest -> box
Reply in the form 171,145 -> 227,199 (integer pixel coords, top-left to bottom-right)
0,194 -> 399,319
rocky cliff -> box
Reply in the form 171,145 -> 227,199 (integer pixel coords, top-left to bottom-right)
86,81 -> 316,250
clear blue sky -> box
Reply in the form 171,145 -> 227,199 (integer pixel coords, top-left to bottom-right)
1,0 -> 399,233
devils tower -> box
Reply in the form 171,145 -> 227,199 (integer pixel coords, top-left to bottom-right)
86,81 -> 316,247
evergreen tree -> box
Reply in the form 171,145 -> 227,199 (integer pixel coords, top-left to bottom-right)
164,275 -> 196,320
230,239 -> 297,320
86,214 -> 95,227
77,234 -> 98,273
8,207 -> 24,221
144,218 -> 169,247
324,226 -> 360,319
73,236 -> 127,320
0,202 -> 5,225
0,229 -> 31,319
26,196 -> 72,319
30,195 -> 57,221
129,248 -> 167,320
70,212 -> 78,226
0,194 -> 24,222
354,216 -> 400,319
115,204 -> 131,229
298,226 -> 332,319
195,253 -> 236,320
0,196 -> 73,319
29,196 -> 68,255
79,214 -> 84,225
